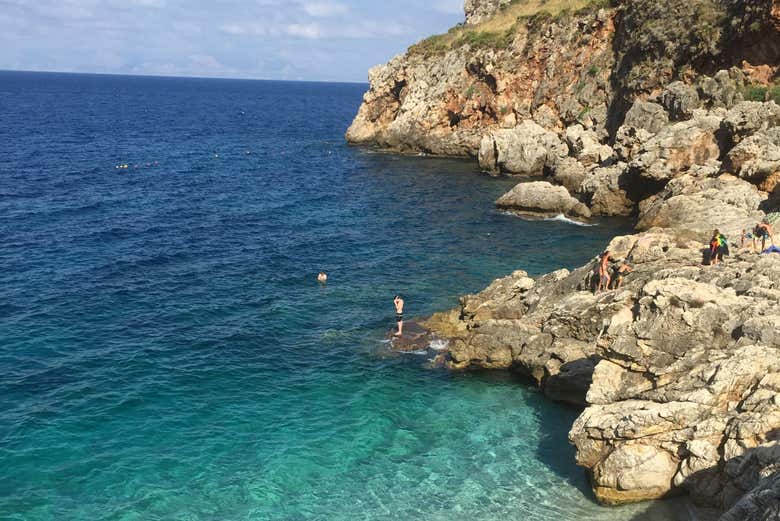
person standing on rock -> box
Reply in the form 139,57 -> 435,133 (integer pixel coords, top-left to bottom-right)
393,295 -> 404,337
709,230 -> 729,266
754,222 -> 774,252
596,251 -> 611,293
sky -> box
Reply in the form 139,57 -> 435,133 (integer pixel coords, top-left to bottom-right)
0,0 -> 465,82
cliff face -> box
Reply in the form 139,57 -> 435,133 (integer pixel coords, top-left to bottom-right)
347,0 -> 779,159
464,0 -> 513,25
346,4 -> 618,156
348,1 -> 780,518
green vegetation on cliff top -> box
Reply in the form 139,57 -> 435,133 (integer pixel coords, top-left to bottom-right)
743,82 -> 780,105
408,0 -> 607,56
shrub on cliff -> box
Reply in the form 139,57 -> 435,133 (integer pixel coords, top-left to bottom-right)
613,0 -> 777,95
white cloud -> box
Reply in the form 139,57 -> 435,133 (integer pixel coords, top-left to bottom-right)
302,1 -> 348,17
285,22 -> 322,39
340,20 -> 412,39
431,0 -> 463,15
129,0 -> 166,7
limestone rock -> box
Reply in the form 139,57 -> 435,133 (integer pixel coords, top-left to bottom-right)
722,102 -> 780,145
721,470 -> 780,521
464,0 -> 512,25
550,156 -> 588,193
614,125 -> 655,162
427,229 -> 780,507
623,100 -> 670,134
696,69 -> 745,110
630,114 -> 723,184
662,81 -> 701,121
347,7 -> 620,154
579,163 -> 634,216
495,181 -> 591,220
565,124 -> 614,167
727,127 -> 780,192
636,173 -> 767,240
479,120 -> 569,175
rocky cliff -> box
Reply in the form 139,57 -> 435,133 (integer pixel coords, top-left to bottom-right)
425,231 -> 780,511
348,0 -> 779,159
348,0 -> 780,518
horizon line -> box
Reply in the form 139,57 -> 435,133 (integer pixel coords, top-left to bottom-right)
0,68 -> 369,85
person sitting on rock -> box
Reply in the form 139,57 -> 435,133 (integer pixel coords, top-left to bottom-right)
596,251 -> 611,293
754,222 -> 774,252
610,260 -> 634,289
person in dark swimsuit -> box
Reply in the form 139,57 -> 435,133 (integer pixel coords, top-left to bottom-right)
393,295 -> 404,337
754,222 -> 774,252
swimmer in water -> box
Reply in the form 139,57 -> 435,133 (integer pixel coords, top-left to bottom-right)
317,272 -> 327,284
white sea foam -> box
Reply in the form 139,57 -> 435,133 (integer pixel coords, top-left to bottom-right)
544,214 -> 596,227
428,338 -> 450,351
499,211 -> 595,227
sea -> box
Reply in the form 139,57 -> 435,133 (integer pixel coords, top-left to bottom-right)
0,71 -> 694,520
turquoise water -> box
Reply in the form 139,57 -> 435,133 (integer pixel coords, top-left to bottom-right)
1,72 -> 688,520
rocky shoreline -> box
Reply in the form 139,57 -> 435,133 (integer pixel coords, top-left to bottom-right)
348,0 -> 779,518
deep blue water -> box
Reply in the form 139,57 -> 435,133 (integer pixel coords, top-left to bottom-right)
1,72 -> 688,520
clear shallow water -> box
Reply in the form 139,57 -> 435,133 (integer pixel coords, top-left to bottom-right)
1,72 -> 688,520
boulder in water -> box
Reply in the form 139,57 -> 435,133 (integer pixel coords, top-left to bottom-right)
496,181 -> 591,221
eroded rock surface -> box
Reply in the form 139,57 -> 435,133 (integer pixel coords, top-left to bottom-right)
349,2 -> 780,518
478,120 -> 568,175
426,231 -> 780,512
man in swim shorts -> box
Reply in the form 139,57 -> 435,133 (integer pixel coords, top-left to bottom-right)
393,295 -> 404,337
596,251 -> 611,293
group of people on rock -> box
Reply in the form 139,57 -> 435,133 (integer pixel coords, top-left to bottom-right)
709,221 -> 776,266
594,220 -> 776,293
318,220 -> 777,330
595,250 -> 634,293
740,222 -> 776,253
